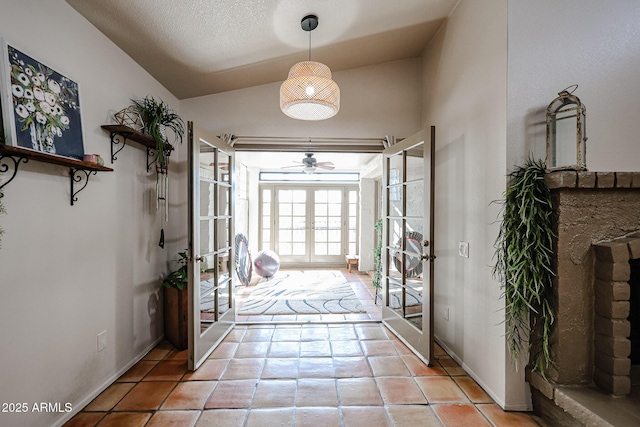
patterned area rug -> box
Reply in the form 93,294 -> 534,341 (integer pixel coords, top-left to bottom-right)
388,282 -> 422,309
200,277 -> 229,313
237,270 -> 365,315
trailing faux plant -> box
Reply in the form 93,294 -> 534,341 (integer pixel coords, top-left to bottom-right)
162,251 -> 188,291
130,96 -> 185,170
372,218 -> 383,290
492,157 -> 556,377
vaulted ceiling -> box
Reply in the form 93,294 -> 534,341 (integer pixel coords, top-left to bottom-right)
66,0 -> 458,169
66,0 -> 458,100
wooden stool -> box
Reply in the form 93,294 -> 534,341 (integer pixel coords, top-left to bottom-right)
345,255 -> 359,273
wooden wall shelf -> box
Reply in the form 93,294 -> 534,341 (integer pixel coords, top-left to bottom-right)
0,144 -> 113,205
102,124 -> 169,172
101,124 -> 154,149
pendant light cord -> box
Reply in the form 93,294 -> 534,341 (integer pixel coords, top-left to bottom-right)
308,30 -> 311,61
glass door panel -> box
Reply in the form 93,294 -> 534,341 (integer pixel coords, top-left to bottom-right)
348,190 -> 358,255
188,122 -> 235,370
269,185 -> 354,265
261,189 -> 272,250
312,188 -> 343,262
382,127 -> 435,365
276,189 -> 308,262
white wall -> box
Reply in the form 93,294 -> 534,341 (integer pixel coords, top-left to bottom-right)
420,0 -> 526,409
0,2 -> 183,426
358,178 -> 376,271
179,59 -> 421,140
507,0 -> 640,171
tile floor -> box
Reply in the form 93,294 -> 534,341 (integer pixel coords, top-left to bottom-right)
64,322 -> 547,427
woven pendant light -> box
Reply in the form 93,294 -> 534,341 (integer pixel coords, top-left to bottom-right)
280,15 -> 340,121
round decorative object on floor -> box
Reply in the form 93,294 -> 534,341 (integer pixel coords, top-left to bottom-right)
253,250 -> 280,278
234,233 -> 252,286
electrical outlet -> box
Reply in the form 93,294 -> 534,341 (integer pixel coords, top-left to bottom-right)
458,241 -> 469,258
444,307 -> 450,321
97,330 -> 107,352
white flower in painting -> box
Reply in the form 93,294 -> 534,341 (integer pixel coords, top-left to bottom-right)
36,111 -> 47,125
24,89 -> 34,99
60,116 -> 69,125
24,68 -> 32,76
35,111 -> 46,124
33,87 -> 44,101
17,73 -> 29,86
31,76 -> 41,87
45,136 -> 53,145
56,127 -> 62,137
15,104 -> 28,118
11,84 -> 24,97
39,101 -> 52,114
44,92 -> 56,105
52,104 -> 63,115
25,101 -> 36,112
37,72 -> 45,81
48,79 -> 61,94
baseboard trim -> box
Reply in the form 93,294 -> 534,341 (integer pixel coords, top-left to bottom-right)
434,334 -> 532,412
52,335 -> 165,427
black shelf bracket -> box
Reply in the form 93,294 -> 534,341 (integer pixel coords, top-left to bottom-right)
109,132 -> 128,164
146,147 -> 158,172
0,153 -> 29,190
70,168 -> 97,206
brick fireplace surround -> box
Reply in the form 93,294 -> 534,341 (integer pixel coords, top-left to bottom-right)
526,171 -> 640,426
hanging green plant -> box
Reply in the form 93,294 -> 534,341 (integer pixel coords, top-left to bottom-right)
373,218 -> 383,290
492,157 -> 556,377
130,96 -> 185,170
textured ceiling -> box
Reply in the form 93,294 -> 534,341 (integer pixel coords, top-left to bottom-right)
66,0 -> 458,100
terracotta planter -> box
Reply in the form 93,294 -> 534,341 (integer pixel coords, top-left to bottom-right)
163,286 -> 188,351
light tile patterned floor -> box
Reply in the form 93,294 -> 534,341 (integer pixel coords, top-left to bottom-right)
234,269 -> 382,323
64,322 -> 546,427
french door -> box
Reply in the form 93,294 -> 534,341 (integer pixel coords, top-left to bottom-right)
187,122 -> 235,370
261,185 -> 358,266
382,127 -> 435,364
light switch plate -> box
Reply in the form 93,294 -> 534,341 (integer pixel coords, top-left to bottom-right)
458,241 -> 469,258
97,330 -> 107,352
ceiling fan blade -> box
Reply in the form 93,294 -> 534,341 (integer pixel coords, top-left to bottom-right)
281,164 -> 304,169
316,163 -> 335,170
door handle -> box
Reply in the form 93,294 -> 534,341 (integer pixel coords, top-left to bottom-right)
420,253 -> 436,261
195,255 -> 205,263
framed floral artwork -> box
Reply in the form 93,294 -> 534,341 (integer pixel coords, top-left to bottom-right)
0,40 -> 84,159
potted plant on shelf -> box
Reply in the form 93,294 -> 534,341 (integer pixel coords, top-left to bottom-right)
130,96 -> 185,171
162,251 -> 189,350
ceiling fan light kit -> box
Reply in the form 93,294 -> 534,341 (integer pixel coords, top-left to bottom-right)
280,15 -> 340,121
282,152 -> 336,174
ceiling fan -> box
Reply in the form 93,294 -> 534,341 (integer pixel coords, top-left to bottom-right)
282,153 -> 336,174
